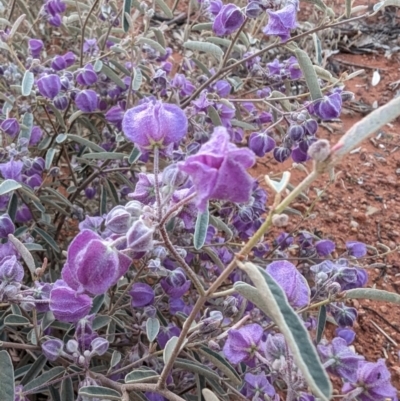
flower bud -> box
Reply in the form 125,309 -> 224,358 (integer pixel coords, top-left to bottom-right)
273,146 -> 291,163
51,55 -> 67,71
129,282 -> 155,308
42,338 -> 64,361
248,132 -> 276,157
122,99 -> 188,151
331,303 -> 357,327
66,339 -> 79,353
28,39 -> 44,58
75,90 -> 98,112
76,64 -> 98,86
29,126 -> 43,146
272,214 -> 289,227
63,52 -> 76,67
1,118 -> 20,138
314,92 -> 342,120
49,280 -> 92,323
287,124 -> 304,142
20,295 -> 36,311
308,139 -> 330,162
0,213 -> 15,238
213,4 -> 244,36
54,95 -> 68,110
161,268 -> 191,299
37,74 -> 62,99
125,201 -> 143,218
0,255 -> 24,283
105,105 -> 124,129
105,206 -> 132,234
90,337 -> 109,356
245,1 -> 262,18
126,219 -> 154,252
346,241 -> 367,258
315,239 -> 335,256
303,119 -> 318,135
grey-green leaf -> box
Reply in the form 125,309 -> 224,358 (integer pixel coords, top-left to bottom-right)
23,367 -> 65,393
125,367 -> 159,384
0,351 -> 14,401
235,263 -> 332,401
101,64 -> 126,89
4,314 -> 30,326
21,70 -> 34,96
60,378 -> 74,401
123,0 -> 132,32
33,227 -> 60,252
132,67 -> 143,91
175,358 -> 220,382
45,148 -> 57,170
137,37 -> 166,55
316,305 -> 326,344
345,288 -> 400,304
79,386 -> 121,400
0,179 -> 21,195
163,336 -> 179,365
295,49 -> 323,100
202,389 -> 220,401
8,234 -> 36,277
146,317 -> 160,343
155,0 -> 173,18
194,203 -> 209,250
81,152 -> 126,160
184,41 -> 223,60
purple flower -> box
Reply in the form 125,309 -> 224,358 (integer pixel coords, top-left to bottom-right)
105,105 -> 125,129
63,51 -> 76,67
248,132 -> 276,157
90,337 -> 109,356
213,4 -> 245,36
313,92 -> 342,120
263,0 -> 298,41
42,338 -> 64,361
243,372 -> 276,399
346,241 -> 367,258
208,0 -> 223,16
61,230 -> 131,296
129,283 -> 155,307
76,64 -> 98,86
51,55 -> 67,71
245,1 -> 263,18
157,324 -> 181,348
273,146 -> 291,163
83,38 -> 99,56
265,333 -> 286,362
54,95 -> 68,110
342,359 -> 397,401
75,90 -> 98,113
178,126 -> 255,211
128,173 -> 156,204
1,118 -> 20,138
126,219 -> 154,252
0,213 -> 15,238
315,239 -> 335,256
161,268 -> 191,299
122,99 -> 188,151
266,260 -> 310,308
45,0 -> 66,16
0,255 -> 24,283
335,327 -> 356,345
30,126 -> 43,146
223,323 -> 263,366
28,39 -> 44,58
291,146 -> 309,163
0,160 -> 24,182
49,280 -> 92,323
318,337 -> 364,382
331,302 -> 358,327
105,206 -> 132,234
213,80 -> 231,97
37,74 -> 62,99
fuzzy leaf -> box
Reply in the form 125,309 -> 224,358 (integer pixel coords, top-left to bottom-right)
184,41 -> 223,60
235,263 -> 332,401
79,386 -> 121,400
0,179 -> 21,195
175,358 -> 221,382
23,367 -> 65,393
295,49 -> 323,100
33,227 -> 60,252
123,0 -> 132,32
146,317 -> 160,343
194,203 -> 209,250
21,70 -> 34,96
155,0 -> 173,18
345,288 -> 400,304
101,64 -> 126,89
316,305 -> 326,344
4,314 -> 30,326
8,234 -> 36,277
202,389 -> 220,401
137,37 -> 166,55
125,368 -> 159,384
0,351 -> 14,401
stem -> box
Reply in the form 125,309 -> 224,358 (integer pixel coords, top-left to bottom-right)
153,147 -> 162,221
0,341 -> 40,350
80,0 -> 100,67
221,18 -> 248,68
159,192 -> 197,227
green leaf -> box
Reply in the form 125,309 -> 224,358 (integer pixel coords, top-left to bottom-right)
163,336 -> 179,365
184,41 -> 223,60
0,179 -> 21,196
372,0 -> 400,14
101,64 -> 126,89
49,385 -> 61,401
20,354 -> 47,386
0,351 -> 14,401
345,288 -> 400,304
21,70 -> 34,96
132,67 -> 142,91
4,314 -> 30,326
9,14 -> 25,40
47,104 -> 67,130
202,389 -> 220,401
155,0 -> 173,18
175,358 -> 220,382
81,152 -> 126,160
198,347 -> 241,386
316,305 -> 326,344
152,28 -> 166,48
125,367 -> 159,384
194,203 -> 209,250
33,227 -> 60,252
123,0 -> 132,32
23,367 -> 65,393
19,112 -> 33,142
295,49 -> 323,100
231,119 -> 256,130
8,234 -> 36,277
7,193 -> 18,221
137,37 -> 166,55
207,105 -> 222,126
45,148 -> 57,170
192,22 -> 213,31
110,351 -> 122,369
79,386 -> 121,400
42,187 -> 73,209
65,134 -> 104,152
235,263 -> 332,401
146,317 -> 160,343
60,377 -> 74,401
128,147 -> 141,164
93,315 -> 111,330
100,185 -> 108,216
91,294 -> 105,314
94,59 -> 103,72
209,215 -> 233,241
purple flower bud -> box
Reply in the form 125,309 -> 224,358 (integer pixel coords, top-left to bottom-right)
49,280 -> 92,323
331,303 -> 357,327
0,255 -> 24,283
29,126 -> 43,146
335,327 -> 356,345
75,90 -> 98,113
303,118 -> 318,135
63,51 -> 76,67
288,124 -> 304,141
273,146 -> 291,163
37,74 -> 62,99
129,282 -> 155,307
126,219 -> 154,252
84,186 -> 97,200
157,324 -> 181,348
266,260 -> 310,308
263,1 -> 298,42
342,359 -> 397,401
122,99 -> 188,151
291,146 -> 309,163
248,132 -> 276,157
54,95 -> 68,111
315,239 -> 335,256
105,105 -> 124,129
213,80 -> 231,97
213,4 -> 245,36
265,333 -> 286,362
208,0 -> 223,16
0,160 -> 23,181
46,0 -> 66,16
90,337 -> 109,356
162,164 -> 188,189
244,372 -> 276,399
1,118 -> 20,138
179,126 -> 255,211
245,1 -> 262,18
307,139 -> 331,162
0,213 -> 15,238
62,230 -> 131,296
223,324 -> 263,366
48,14 -> 62,27
51,55 -> 67,71
76,64 -> 98,86
28,39 -> 44,58
42,338 -> 64,361
161,268 -> 191,299
105,206 -> 132,234
346,241 -> 367,258
83,38 -> 99,55
313,92 -> 342,120
128,173 -> 156,204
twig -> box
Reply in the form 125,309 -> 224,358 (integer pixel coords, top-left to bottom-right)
221,18 -> 248,68
79,0 -> 100,67
370,320 -> 398,347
